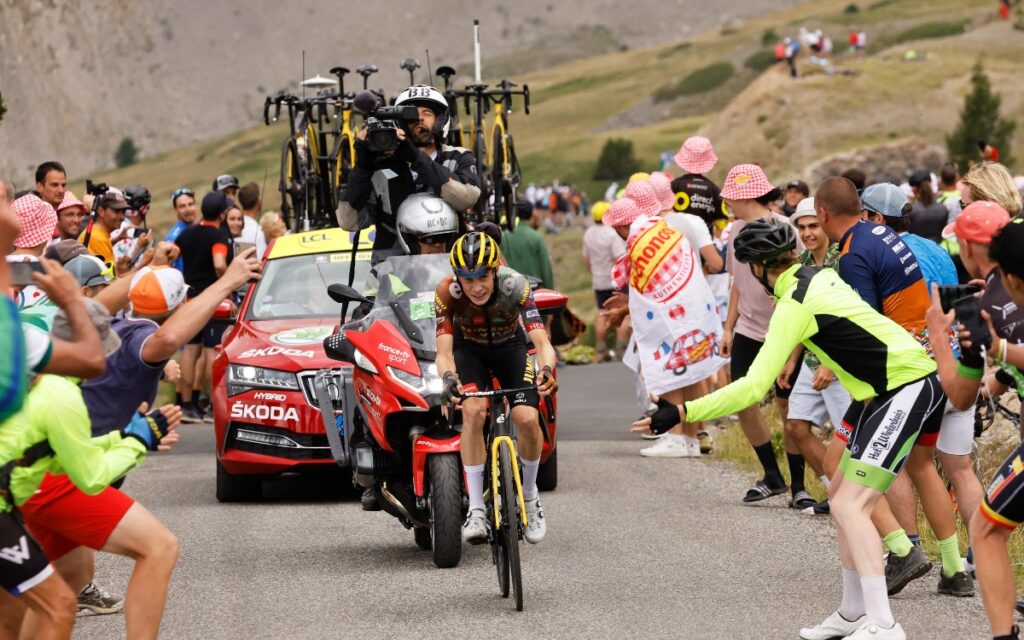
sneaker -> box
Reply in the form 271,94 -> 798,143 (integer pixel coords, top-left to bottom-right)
885,545 -> 933,595
963,555 -> 975,579
524,498 -> 546,544
790,490 -> 817,510
811,498 -> 831,515
361,488 -> 381,512
937,570 -> 975,597
181,406 -> 203,424
78,582 -> 124,615
462,508 -> 488,544
798,610 -> 864,640
639,436 -> 691,458
846,622 -> 906,639
686,441 -> 701,458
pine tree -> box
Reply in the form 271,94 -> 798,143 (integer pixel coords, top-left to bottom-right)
594,138 -> 640,180
114,136 -> 139,168
946,61 -> 1015,171
0,93 -> 7,125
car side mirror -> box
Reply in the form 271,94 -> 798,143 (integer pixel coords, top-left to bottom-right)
327,283 -> 369,305
210,299 -> 237,325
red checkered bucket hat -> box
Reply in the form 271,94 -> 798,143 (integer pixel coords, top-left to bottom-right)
674,136 -> 717,175
12,194 -> 57,248
623,181 -> 663,217
720,164 -> 774,201
602,198 -> 643,228
647,172 -> 675,211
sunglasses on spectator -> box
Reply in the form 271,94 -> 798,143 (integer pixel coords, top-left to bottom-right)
171,188 -> 194,204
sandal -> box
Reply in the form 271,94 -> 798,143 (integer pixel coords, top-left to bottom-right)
743,479 -> 788,503
789,490 -> 817,510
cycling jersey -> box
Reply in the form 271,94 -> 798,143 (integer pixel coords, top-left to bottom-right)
434,266 -> 544,347
0,298 -> 28,423
838,221 -> 930,338
982,267 -> 1024,397
684,265 -> 937,424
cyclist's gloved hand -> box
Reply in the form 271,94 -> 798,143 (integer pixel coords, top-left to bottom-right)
648,397 -> 683,435
121,408 -> 171,451
395,137 -> 419,164
442,372 -> 462,403
537,365 -> 558,395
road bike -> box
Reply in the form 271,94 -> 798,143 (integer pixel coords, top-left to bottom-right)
457,386 -> 534,611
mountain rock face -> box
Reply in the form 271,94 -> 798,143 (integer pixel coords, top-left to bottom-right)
0,0 -> 799,185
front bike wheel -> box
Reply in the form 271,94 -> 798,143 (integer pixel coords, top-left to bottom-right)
498,443 -> 524,611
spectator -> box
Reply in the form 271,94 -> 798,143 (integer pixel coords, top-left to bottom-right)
173,191 -> 234,421
936,163 -> 961,220
781,179 -> 810,217
11,194 -> 56,258
43,239 -> 88,265
236,182 -> 268,260
260,211 -> 287,243
784,37 -> 800,78
907,170 -> 948,243
78,190 -> 129,265
223,204 -> 245,242
644,174 -> 724,273
33,161 -> 66,211
54,192 -> 87,241
960,161 -> 1022,216
841,168 -> 867,192
670,136 -> 726,229
501,200 -> 554,289
165,187 -> 196,272
64,254 -> 116,297
582,201 -> 628,362
212,174 -> 240,201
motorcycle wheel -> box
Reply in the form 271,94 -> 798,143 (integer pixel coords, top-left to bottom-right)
429,454 -> 463,569
414,527 -> 432,551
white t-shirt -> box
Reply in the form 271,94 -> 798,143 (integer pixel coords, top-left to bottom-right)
238,215 -> 268,261
664,212 -> 713,267
581,224 -> 626,291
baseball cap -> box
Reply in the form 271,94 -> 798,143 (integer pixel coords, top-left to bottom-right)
674,136 -> 717,175
790,198 -> 817,223
942,201 -> 1010,245
51,298 -> 122,358
213,174 -> 240,192
97,190 -> 130,211
785,180 -> 810,197
720,164 -> 774,201
201,191 -> 231,218
907,169 -> 932,187
12,194 -> 57,248
860,183 -> 910,218
129,266 -> 186,316
65,254 -> 115,288
43,239 -> 89,264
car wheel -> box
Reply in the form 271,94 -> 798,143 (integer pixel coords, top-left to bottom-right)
216,458 -> 263,503
536,448 -> 558,492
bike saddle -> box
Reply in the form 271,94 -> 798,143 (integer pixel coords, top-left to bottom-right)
436,65 -> 457,79
330,66 -> 350,76
357,64 -> 379,76
400,58 -> 421,71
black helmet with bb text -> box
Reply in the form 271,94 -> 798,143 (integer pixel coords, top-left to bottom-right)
394,85 -> 450,139
450,231 -> 500,279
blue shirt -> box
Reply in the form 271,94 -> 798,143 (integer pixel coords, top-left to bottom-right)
902,233 -> 957,294
165,221 -> 189,272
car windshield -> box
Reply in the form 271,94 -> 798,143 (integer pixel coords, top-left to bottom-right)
246,251 -> 373,321
342,254 -> 451,356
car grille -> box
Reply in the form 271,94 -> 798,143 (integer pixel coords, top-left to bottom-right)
227,422 -> 332,460
296,370 -> 343,410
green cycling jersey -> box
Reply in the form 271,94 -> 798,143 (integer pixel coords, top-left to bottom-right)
685,265 -> 937,423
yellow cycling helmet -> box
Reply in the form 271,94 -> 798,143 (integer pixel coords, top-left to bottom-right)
450,231 -> 501,278
628,172 -> 650,184
591,200 -> 610,223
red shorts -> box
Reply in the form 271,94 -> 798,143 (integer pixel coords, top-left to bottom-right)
19,474 -> 134,560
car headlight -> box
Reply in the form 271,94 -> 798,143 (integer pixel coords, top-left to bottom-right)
227,365 -> 299,396
353,348 -> 378,374
388,362 -> 442,397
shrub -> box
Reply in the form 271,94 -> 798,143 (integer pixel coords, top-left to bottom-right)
891,20 -> 968,45
947,61 -> 1015,172
761,28 -> 779,47
593,138 -> 640,180
0,93 -> 6,125
653,62 -> 736,103
744,49 -> 778,72
844,3 -> 860,13
114,136 -> 139,168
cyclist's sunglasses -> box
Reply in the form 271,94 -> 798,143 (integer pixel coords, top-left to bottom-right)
171,188 -> 194,205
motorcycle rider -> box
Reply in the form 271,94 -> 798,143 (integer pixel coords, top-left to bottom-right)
434,232 -> 558,544
336,85 -> 480,261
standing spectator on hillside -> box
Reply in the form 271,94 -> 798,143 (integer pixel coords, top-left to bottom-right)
54,192 -> 87,241
781,180 -> 810,217
502,201 -> 553,288
33,161 -> 66,211
670,136 -> 726,229
165,188 -> 196,272
583,201 -> 628,362
908,170 -> 951,243
78,190 -> 129,266
784,37 -> 800,78
174,191 -> 234,422
212,174 -> 240,201
237,182 -> 268,260
856,30 -> 867,55
11,194 -> 56,258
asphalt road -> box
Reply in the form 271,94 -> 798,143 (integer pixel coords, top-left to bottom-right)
77,362 -> 989,639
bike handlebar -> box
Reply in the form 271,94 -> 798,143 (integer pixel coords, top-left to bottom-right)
459,386 -> 537,399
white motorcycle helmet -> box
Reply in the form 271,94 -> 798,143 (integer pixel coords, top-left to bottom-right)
393,85 -> 450,140
396,193 -> 459,255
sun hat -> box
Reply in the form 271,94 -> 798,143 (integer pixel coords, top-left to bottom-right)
623,181 -> 663,217
720,164 -> 774,201
647,172 -> 675,212
57,191 -> 86,214
628,172 -> 650,185
51,297 -> 122,358
674,136 -> 717,175
942,201 -> 1010,245
129,266 -> 187,316
860,183 -> 910,218
602,198 -> 643,228
790,198 -> 817,223
64,254 -> 115,288
12,194 -> 57,248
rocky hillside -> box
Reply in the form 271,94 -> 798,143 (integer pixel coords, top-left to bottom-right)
0,0 -> 802,185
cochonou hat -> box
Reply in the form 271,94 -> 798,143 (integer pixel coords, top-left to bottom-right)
51,297 -> 122,358
12,194 -> 57,248
674,136 -> 717,175
860,183 -> 910,218
647,172 -> 676,212
942,201 -> 1010,245
790,198 -> 817,223
129,266 -> 186,316
623,181 -> 663,217
64,254 -> 114,288
720,164 -> 774,201
602,198 -> 643,228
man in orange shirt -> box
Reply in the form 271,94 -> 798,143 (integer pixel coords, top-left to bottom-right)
79,191 -> 129,265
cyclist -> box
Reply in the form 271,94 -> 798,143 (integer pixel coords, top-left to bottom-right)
338,85 -> 481,260
434,232 -> 557,545
633,218 -> 944,640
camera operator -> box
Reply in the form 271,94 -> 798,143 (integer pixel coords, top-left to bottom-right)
78,189 -> 129,266
336,85 -> 480,261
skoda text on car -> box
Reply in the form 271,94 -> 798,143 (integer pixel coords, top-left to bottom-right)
212,227 -> 374,501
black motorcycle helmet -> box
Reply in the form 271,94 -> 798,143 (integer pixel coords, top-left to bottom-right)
733,217 -> 797,266
123,184 -> 152,216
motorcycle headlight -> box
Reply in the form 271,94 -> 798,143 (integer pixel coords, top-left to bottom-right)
388,362 -> 442,397
353,348 -> 378,374
227,365 -> 299,396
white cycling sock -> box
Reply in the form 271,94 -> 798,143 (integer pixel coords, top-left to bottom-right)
839,568 -> 865,621
860,575 -> 894,629
465,464 -> 485,511
520,457 -> 540,501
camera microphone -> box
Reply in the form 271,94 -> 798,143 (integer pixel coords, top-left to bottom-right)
353,90 -> 380,115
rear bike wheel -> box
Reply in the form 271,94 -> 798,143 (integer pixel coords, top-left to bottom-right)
498,442 -> 524,611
